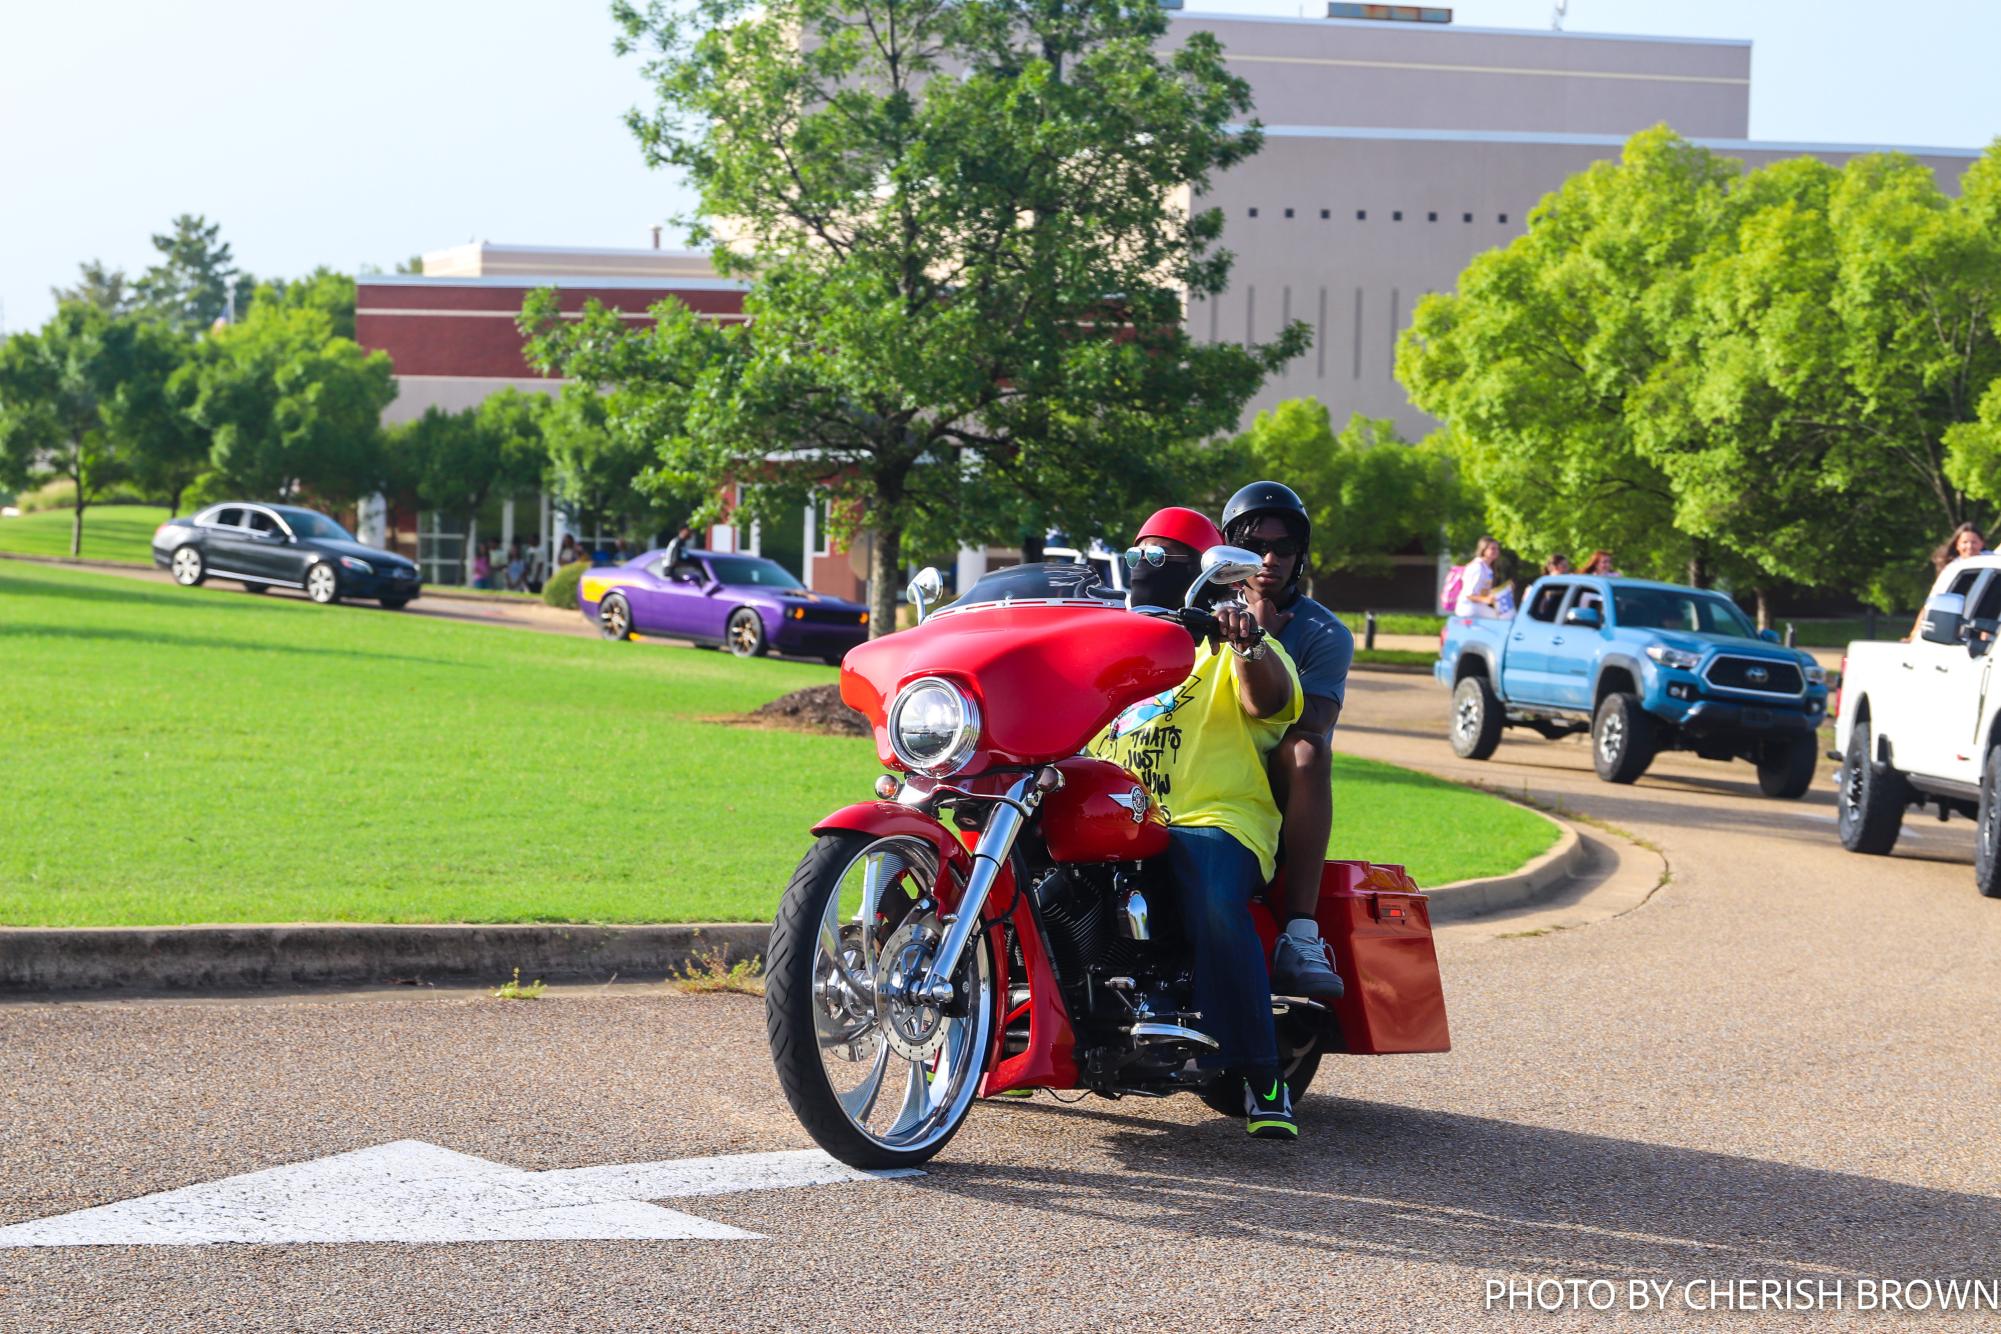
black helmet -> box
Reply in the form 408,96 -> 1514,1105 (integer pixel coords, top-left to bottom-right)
1222,480 -> 1310,546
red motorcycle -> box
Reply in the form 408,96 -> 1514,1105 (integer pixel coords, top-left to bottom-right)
766,554 -> 1449,1168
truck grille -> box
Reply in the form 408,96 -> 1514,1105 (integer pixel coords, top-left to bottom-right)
1703,655 -> 1804,696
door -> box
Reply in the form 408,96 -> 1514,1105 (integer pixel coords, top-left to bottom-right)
239,508 -> 299,582
199,506 -> 262,578
1499,581 -> 1573,706
1903,567 -> 1985,779
1926,570 -> 2000,786
1548,585 -> 1601,709
639,556 -> 725,640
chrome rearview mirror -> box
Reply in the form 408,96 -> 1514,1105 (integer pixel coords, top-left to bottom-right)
907,566 -> 945,624
1185,545 -> 1263,608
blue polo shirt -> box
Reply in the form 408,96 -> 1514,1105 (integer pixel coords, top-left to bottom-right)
1273,593 -> 1353,732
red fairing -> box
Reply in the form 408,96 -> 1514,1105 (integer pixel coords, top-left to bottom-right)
1042,755 -> 1171,864
840,605 -> 1194,773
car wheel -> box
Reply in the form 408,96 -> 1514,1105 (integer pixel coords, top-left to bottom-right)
1755,736 -> 1817,799
1975,747 -> 2001,898
379,597 -> 409,610
599,592 -> 633,642
170,545 -> 206,586
1837,720 -> 1905,855
727,608 -> 768,658
305,562 -> 340,604
1592,692 -> 1656,784
1449,675 -> 1503,760
239,580 -> 267,594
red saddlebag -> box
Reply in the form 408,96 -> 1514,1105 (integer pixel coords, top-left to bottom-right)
1317,860 -> 1450,1054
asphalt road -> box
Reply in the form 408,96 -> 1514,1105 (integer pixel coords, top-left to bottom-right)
5,674 -> 1999,1331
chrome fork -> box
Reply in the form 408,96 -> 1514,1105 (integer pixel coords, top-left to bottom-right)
910,771 -> 1045,1005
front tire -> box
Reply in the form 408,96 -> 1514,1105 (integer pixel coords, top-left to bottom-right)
598,592 -> 632,641
1976,747 -> 2001,898
1449,675 -> 1504,760
767,831 -> 991,1169
1756,736 -> 1818,799
727,608 -> 768,658
305,562 -> 340,605
1592,692 -> 1656,784
170,545 -> 205,586
1838,720 -> 1905,855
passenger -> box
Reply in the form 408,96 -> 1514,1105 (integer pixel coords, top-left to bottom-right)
1089,507 -> 1306,1140
1220,481 -> 1350,1001
1582,549 -> 1620,577
1544,553 -> 1572,577
1910,523 -> 1987,640
1454,536 -> 1504,617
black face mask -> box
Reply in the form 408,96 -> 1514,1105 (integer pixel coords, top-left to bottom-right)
1129,558 -> 1200,609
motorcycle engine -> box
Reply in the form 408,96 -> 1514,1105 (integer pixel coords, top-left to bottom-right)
1033,866 -> 1147,981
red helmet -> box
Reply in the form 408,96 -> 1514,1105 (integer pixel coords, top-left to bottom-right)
1135,506 -> 1224,553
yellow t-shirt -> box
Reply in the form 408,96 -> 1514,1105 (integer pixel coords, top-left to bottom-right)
1086,640 -> 1302,879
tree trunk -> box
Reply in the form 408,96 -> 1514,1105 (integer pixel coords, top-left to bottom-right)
70,488 -> 85,558
167,483 -> 185,517
868,519 -> 903,639
1754,587 -> 1770,632
1687,552 -> 1709,588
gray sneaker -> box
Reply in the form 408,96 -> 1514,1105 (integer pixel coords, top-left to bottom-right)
1271,932 -> 1345,998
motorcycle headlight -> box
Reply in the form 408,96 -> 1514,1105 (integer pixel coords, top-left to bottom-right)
1644,644 -> 1702,671
887,677 -> 981,776
339,556 -> 373,574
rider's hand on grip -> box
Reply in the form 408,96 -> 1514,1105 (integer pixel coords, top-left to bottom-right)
1177,605 -> 1221,649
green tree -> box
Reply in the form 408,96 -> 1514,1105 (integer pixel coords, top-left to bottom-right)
390,390 -> 549,581
136,214 -> 256,330
540,384 -> 655,541
51,260 -> 134,315
250,268 -> 359,341
529,0 -> 1305,633
0,305 -> 185,555
1235,399 -> 1459,587
180,301 -> 395,504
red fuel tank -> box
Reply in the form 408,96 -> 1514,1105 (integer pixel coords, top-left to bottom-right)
1042,756 -> 1170,864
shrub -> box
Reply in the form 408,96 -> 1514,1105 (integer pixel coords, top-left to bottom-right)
542,560 -> 589,609
16,478 -> 151,512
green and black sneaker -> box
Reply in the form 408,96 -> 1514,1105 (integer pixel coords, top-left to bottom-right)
1243,1074 -> 1298,1141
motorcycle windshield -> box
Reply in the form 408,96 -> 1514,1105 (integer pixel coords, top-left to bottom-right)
842,567 -> 1194,771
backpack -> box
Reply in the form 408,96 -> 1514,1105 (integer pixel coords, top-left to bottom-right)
1440,563 -> 1467,614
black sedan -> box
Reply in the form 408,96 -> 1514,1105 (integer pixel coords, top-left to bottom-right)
152,503 -> 423,608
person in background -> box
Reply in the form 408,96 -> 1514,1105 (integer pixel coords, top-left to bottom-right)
1910,523 -> 1988,640
1454,536 -> 1504,617
1582,549 -> 1619,577
1220,481 -> 1351,1003
1544,553 -> 1572,577
558,535 -> 581,568
505,544 -> 527,592
664,522 -> 699,565
525,542 -> 547,595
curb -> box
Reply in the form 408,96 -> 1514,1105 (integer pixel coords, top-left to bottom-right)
1423,808 -> 1586,922
0,922 -> 769,996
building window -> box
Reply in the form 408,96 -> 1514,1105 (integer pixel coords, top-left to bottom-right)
1463,212 -> 1473,223
1427,211 -> 1437,222
1356,209 -> 1367,221
1320,208 -> 1330,220
1249,207 -> 1259,218
1499,213 -> 1509,224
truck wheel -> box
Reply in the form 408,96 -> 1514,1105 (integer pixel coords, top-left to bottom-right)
1591,693 -> 1655,784
1755,736 -> 1818,799
1837,720 -> 1904,856
1449,676 -> 1503,761
1976,747 -> 2001,898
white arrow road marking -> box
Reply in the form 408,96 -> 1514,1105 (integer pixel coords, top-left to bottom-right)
0,1141 -> 919,1247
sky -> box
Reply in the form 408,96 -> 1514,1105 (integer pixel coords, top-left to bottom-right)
3,0 -> 1997,335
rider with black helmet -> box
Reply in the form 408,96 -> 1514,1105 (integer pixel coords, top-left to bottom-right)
1220,481 -> 1354,998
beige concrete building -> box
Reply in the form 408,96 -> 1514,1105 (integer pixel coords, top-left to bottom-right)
1176,9 -> 1981,437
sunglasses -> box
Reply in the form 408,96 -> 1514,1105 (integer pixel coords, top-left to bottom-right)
1124,544 -> 1194,570
1240,536 -> 1302,558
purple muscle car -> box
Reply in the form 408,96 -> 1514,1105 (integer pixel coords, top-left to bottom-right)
577,548 -> 870,662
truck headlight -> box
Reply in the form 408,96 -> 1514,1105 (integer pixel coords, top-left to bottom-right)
887,677 -> 981,776
1644,645 -> 1702,671
1804,664 -> 1826,685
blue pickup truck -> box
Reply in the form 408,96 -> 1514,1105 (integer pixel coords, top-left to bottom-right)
1434,576 -> 1831,796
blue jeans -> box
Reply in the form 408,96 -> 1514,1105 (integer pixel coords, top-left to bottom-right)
1166,826 -> 1277,1074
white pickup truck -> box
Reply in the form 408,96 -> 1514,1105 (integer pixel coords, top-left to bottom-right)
1834,553 -> 2001,897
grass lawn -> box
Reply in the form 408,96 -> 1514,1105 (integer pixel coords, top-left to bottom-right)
0,505 -> 167,565
1353,648 -> 1436,669
0,560 -> 1553,925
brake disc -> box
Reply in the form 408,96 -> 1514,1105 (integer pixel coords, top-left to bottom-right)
875,916 -> 949,1062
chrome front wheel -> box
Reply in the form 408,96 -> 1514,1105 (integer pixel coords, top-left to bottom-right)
767,831 -> 992,1168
